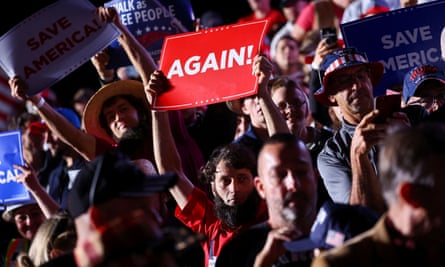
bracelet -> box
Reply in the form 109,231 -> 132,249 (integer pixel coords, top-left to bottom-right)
34,97 -> 45,109
311,61 -> 320,71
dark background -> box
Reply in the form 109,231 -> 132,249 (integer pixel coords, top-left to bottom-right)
0,0 -> 281,107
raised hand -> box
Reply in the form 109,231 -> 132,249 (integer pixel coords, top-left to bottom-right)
9,76 -> 30,101
145,70 -> 172,105
13,164 -> 42,193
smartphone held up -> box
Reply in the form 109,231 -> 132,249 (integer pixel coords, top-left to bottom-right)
374,94 -> 401,123
320,27 -> 338,46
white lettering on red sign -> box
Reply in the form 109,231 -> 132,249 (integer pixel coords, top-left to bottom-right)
167,45 -> 254,78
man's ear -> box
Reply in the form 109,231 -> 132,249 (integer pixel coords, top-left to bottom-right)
240,103 -> 250,116
399,183 -> 422,208
254,177 -> 266,199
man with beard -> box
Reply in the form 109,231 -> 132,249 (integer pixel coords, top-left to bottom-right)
147,54 -> 287,267
9,77 -> 157,162
215,132 -> 319,267
8,3 -> 159,163
314,48 -> 409,214
8,7 -> 204,181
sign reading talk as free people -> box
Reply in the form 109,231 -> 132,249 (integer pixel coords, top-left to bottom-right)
153,20 -> 268,110
341,1 -> 445,97
0,130 -> 30,206
0,0 -> 121,95
105,0 -> 195,67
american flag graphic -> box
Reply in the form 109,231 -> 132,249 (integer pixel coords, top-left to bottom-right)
0,75 -> 23,132
325,229 -> 346,247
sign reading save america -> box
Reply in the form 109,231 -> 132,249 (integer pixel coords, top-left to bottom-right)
153,20 -> 268,110
341,1 -> 445,96
0,0 -> 120,95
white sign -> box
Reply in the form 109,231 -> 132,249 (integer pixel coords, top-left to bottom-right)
0,0 -> 121,95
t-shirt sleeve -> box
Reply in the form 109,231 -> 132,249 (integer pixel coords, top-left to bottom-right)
174,187 -> 218,234
295,3 -> 316,32
317,139 -> 352,203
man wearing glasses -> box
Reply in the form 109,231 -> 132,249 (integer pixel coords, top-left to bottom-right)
314,48 -> 409,215
268,76 -> 333,208
403,64 -> 445,114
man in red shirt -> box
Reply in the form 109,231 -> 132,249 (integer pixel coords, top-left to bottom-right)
147,54 -> 289,267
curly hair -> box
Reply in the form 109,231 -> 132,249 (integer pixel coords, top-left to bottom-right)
199,143 -> 257,185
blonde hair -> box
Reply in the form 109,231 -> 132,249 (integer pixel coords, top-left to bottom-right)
24,211 -> 76,266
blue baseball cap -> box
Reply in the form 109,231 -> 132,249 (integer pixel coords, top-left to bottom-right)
402,64 -> 445,104
314,47 -> 384,106
283,201 -> 378,252
55,107 -> 81,129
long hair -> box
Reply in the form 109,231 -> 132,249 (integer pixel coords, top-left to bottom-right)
199,142 -> 257,185
99,94 -> 151,139
25,211 -> 76,266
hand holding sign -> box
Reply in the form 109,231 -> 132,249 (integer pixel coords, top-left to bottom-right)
146,70 -> 173,105
0,0 -> 120,95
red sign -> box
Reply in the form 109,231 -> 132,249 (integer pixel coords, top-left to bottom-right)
153,20 -> 268,110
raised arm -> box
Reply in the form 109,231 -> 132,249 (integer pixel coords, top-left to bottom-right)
90,49 -> 116,84
349,111 -> 387,214
254,55 -> 290,136
9,77 -> 97,161
147,71 -> 194,209
13,164 -> 61,218
97,6 -> 156,87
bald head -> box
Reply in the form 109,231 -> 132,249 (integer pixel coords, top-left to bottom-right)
255,133 -> 317,231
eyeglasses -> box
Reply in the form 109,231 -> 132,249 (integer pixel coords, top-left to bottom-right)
407,93 -> 445,108
333,68 -> 370,87
276,99 -> 307,111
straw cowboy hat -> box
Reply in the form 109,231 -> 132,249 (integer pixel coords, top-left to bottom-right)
82,80 -> 147,144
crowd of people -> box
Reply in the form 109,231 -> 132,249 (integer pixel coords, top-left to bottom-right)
1,0 -> 445,266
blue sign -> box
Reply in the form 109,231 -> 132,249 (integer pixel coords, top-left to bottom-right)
0,130 -> 30,205
341,1 -> 445,96
105,0 -> 195,67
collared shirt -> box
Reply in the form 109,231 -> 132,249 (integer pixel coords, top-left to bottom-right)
175,187 -> 267,267
47,157 -> 86,209
317,119 -> 378,203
